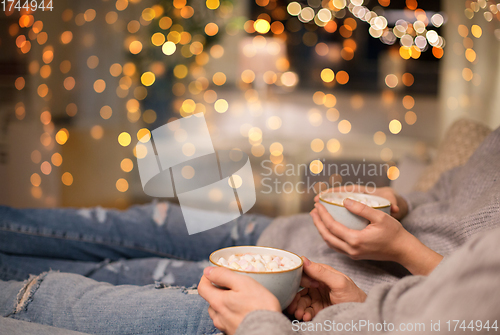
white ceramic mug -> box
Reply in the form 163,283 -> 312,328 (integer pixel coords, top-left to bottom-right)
318,192 -> 391,230
209,246 -> 303,310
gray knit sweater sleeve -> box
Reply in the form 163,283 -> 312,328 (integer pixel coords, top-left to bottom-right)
236,226 -> 500,335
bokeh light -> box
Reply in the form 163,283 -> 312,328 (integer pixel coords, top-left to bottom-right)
182,165 -> 195,179
90,125 -> 104,140
55,129 -> 69,145
311,138 -> 324,152
213,72 -> 227,86
254,19 -> 270,34
267,116 -> 282,130
100,106 -> 112,119
385,74 -> 398,88
62,172 -> 74,186
471,25 -> 482,38
118,132 -> 132,147
162,41 -> 176,55
321,68 -> 335,82
336,71 -> 349,85
338,120 -> 351,134
228,175 -> 243,189
387,166 -> 400,180
121,158 -> 134,172
116,178 -> 129,192
325,94 -> 337,108
326,108 -> 339,122
214,99 -> 229,113
405,111 -> 417,125
51,153 -> 63,167
373,131 -> 386,145
94,79 -> 106,93
380,148 -> 393,161
141,72 -> 156,86
309,160 -> 324,174
137,128 -> 151,142
389,120 -> 402,134
327,139 -> 341,153
40,161 -> 52,175
64,77 -> 76,91
31,173 -> 41,187
402,95 -> 415,109
251,144 -> 265,157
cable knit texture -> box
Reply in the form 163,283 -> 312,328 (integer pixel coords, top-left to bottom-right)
413,118 -> 491,192
240,126 -> 500,334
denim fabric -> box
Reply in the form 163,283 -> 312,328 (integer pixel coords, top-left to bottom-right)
0,202 -> 273,334
1,316 -> 89,335
3,272 -> 219,335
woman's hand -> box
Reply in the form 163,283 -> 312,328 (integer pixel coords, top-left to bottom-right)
198,266 -> 281,335
310,200 -> 443,275
315,186 -> 409,220
287,257 -> 366,321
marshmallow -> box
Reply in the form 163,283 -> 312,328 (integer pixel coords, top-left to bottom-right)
243,254 -> 254,262
251,261 -> 265,271
237,259 -> 249,268
262,255 -> 273,262
229,262 -> 241,270
326,193 -> 383,207
266,261 -> 279,270
218,257 -> 229,267
216,253 -> 299,272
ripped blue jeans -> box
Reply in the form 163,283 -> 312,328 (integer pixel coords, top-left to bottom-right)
0,202 -> 273,334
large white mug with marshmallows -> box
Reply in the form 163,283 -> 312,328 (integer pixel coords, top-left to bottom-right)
209,246 -> 303,310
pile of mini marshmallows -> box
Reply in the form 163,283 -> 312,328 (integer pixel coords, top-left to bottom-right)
217,253 -> 298,272
325,193 -> 382,207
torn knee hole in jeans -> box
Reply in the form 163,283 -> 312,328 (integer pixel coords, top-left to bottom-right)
12,271 -> 50,315
154,282 -> 199,295
77,207 -> 107,223
231,220 -> 256,241
153,202 -> 169,226
244,221 -> 255,235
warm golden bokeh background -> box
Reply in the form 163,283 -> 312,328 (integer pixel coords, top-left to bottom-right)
0,0 -> 499,216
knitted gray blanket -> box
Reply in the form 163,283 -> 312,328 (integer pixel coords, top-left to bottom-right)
238,127 -> 500,335
257,126 -> 500,293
